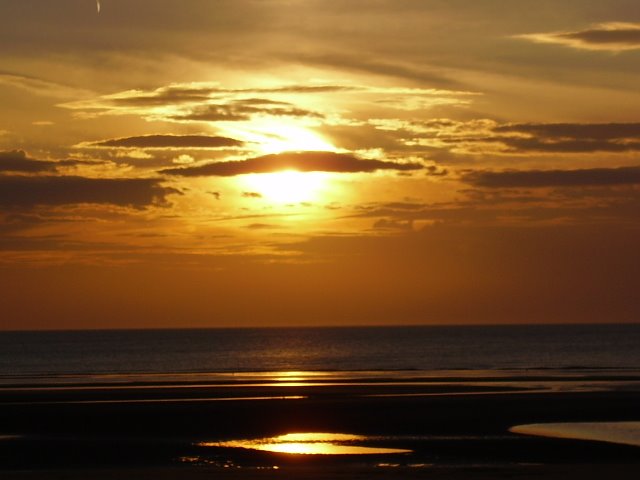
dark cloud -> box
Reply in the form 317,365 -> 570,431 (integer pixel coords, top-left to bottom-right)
244,85 -> 358,94
172,100 -> 323,123
461,166 -> 640,188
88,135 -> 243,149
0,213 -> 51,235
519,23 -> 640,51
69,84 -> 356,111
496,137 -> 640,153
173,106 -> 249,122
162,151 -> 424,177
0,175 -> 180,208
349,182 -> 640,227
408,120 -> 640,155
246,223 -> 282,230
425,165 -> 449,176
0,150 -> 56,173
494,122 -> 640,140
564,27 -> 640,46
242,191 -> 263,198
490,122 -> 640,153
110,89 -> 215,107
372,218 -> 413,231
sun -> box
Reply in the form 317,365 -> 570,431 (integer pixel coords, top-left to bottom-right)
241,170 -> 330,204
223,119 -> 338,203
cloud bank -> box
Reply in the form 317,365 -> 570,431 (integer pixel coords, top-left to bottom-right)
0,150 -> 57,173
391,120 -> 640,155
0,175 -> 179,208
462,166 -> 640,188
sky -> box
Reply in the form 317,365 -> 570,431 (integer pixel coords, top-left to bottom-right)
1,0 -> 639,330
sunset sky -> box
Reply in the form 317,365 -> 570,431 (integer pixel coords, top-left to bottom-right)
1,0 -> 639,329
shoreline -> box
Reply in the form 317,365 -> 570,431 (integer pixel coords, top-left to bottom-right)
1,376 -> 639,477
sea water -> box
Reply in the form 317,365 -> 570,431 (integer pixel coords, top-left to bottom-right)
0,324 -> 639,384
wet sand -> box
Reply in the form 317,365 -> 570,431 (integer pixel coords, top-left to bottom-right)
1,376 -> 639,478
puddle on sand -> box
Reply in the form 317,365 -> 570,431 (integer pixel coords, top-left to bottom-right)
200,432 -> 412,455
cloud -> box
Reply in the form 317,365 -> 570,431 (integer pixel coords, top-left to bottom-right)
0,175 -> 180,208
60,81 -> 476,125
372,218 -> 414,231
493,122 -> 640,140
492,122 -> 640,153
246,223 -> 282,230
517,22 -> 640,51
171,100 -> 323,123
86,135 -> 244,149
461,166 -> 640,188
0,150 -> 57,173
398,120 -> 640,155
162,151 -> 424,177
0,72 -> 93,98
59,82 -> 353,112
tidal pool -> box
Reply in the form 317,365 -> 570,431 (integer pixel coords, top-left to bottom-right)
201,432 -> 412,455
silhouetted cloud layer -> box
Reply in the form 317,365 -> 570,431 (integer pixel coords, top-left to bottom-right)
462,166 -> 640,188
162,151 -> 424,177
518,22 -> 640,51
395,120 -> 640,155
0,176 -> 179,208
495,122 -> 640,139
89,135 -> 243,149
0,150 -> 57,173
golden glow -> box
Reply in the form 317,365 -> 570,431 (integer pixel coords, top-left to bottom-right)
273,433 -> 360,442
274,371 -> 307,382
225,119 -> 337,155
202,432 -> 412,455
241,170 -> 330,204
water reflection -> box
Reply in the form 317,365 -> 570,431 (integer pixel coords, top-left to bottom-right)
201,432 -> 412,455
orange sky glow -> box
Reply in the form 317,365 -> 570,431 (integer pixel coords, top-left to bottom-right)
1,0 -> 639,329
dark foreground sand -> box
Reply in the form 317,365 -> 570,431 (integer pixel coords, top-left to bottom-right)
2,464 -> 640,480
1,376 -> 639,478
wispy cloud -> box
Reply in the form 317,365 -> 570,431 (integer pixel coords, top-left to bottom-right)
516,22 -> 640,51
0,72 -> 93,98
59,81 -> 477,123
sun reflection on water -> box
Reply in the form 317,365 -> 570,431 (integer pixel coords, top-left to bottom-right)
201,432 -> 412,455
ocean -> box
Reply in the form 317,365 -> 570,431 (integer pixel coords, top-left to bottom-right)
1,324 -> 639,385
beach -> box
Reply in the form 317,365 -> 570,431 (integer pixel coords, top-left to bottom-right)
1,372 -> 639,478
